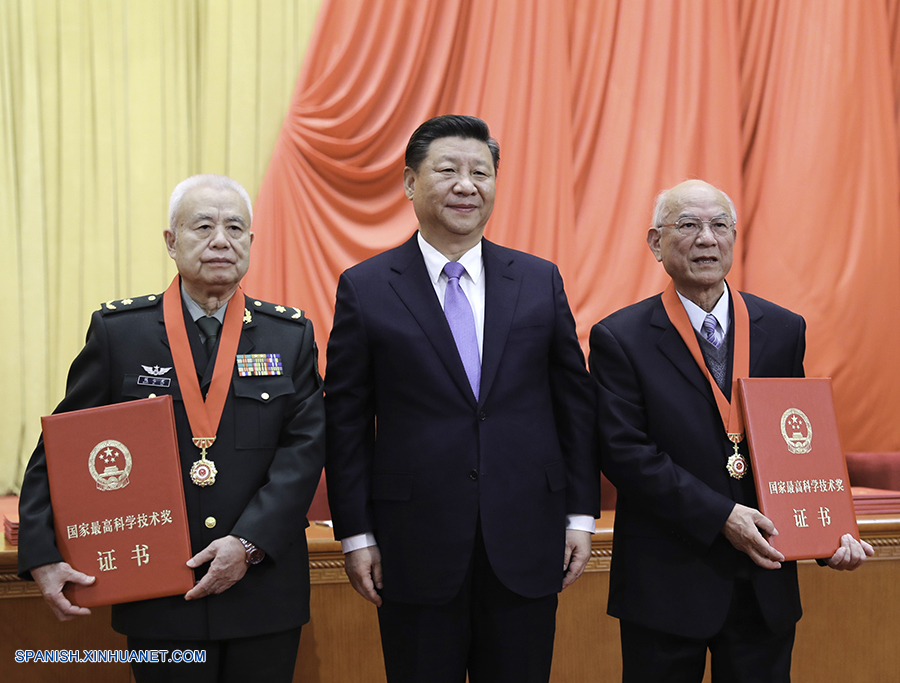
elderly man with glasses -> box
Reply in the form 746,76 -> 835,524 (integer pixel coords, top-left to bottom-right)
588,179 -> 872,683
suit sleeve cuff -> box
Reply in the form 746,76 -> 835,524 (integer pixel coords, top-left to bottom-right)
566,514 -> 596,534
341,532 -> 377,554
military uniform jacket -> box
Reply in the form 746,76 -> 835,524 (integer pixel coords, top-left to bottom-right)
18,290 -> 325,641
590,290 -> 805,639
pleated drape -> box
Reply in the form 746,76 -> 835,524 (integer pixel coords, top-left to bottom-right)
7,0 -> 900,494
247,0 -> 900,454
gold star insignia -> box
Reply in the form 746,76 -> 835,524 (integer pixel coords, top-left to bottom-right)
275,305 -> 286,313
121,298 -> 133,305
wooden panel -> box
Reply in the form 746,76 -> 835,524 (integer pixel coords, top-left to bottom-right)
0,601 -> 130,683
3,513 -> 899,682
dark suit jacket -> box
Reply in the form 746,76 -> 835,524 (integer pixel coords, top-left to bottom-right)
18,291 -> 325,641
324,235 -> 599,604
589,289 -> 805,639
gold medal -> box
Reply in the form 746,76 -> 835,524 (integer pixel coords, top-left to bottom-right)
190,437 -> 218,486
726,433 -> 748,479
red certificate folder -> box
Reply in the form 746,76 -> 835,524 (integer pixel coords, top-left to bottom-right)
738,378 -> 858,561
41,395 -> 194,606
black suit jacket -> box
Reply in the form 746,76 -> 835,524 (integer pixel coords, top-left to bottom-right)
18,291 -> 325,640
589,289 -> 805,639
324,235 -> 599,604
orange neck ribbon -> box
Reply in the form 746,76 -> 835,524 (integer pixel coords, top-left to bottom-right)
162,277 -> 243,449
660,281 -> 750,440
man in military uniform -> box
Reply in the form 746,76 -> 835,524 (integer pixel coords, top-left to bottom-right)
18,174 -> 325,682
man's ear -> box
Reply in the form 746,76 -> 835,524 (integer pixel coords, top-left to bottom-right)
647,228 -> 662,262
402,167 -> 416,200
164,228 -> 177,258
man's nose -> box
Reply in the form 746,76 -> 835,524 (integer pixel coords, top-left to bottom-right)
454,174 -> 477,193
208,225 -> 230,246
695,223 -> 718,243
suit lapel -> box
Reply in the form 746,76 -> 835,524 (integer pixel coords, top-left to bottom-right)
479,240 -> 520,406
651,298 -> 716,407
388,235 -> 477,405
157,303 -> 169,350
744,295 -> 768,376
653,288 -> 768,408
157,301 -> 205,373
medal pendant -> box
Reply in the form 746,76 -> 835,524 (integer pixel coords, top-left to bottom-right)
190,438 -> 217,487
726,434 -> 748,480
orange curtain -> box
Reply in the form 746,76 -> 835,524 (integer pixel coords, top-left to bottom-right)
245,0 -> 900,453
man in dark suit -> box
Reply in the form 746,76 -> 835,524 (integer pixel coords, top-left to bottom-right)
324,115 -> 599,683
18,174 -> 325,682
589,179 -> 872,682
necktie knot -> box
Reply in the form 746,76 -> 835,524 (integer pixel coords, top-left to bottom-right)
702,313 -> 720,348
443,260 -> 465,282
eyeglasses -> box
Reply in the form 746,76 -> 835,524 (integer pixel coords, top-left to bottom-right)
658,215 -> 735,237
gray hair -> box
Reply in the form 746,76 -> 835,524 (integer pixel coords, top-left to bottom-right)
651,180 -> 737,228
168,174 -> 253,230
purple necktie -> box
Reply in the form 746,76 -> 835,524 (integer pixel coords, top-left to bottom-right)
702,313 -> 720,348
443,261 -> 481,399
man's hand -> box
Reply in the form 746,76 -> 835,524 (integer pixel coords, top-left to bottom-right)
31,562 -> 95,621
826,533 -> 874,571
722,503 -> 785,569
344,545 -> 383,606
184,536 -> 248,600
562,529 -> 592,589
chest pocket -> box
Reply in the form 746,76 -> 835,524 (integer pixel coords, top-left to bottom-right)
232,375 -> 295,449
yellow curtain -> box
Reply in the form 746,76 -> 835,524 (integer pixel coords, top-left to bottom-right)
0,0 -> 322,494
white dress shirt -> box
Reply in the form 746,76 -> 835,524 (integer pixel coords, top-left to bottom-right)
677,283 -> 731,342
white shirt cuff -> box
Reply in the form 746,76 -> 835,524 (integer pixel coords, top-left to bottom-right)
566,514 -> 596,534
341,532 -> 377,554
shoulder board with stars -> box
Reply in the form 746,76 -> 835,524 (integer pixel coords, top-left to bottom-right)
244,298 -> 306,324
99,294 -> 163,315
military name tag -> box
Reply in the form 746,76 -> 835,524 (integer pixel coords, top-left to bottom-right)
236,354 -> 283,377
138,376 -> 171,388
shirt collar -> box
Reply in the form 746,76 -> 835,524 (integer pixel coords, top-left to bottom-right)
417,232 -> 484,284
181,281 -> 228,323
676,283 -> 731,335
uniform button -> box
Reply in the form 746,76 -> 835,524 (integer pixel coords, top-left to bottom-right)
469,470 -> 478,480
478,412 -> 487,421
254,301 -> 262,307
261,392 -> 270,400
205,516 -> 216,529
148,393 -> 157,398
